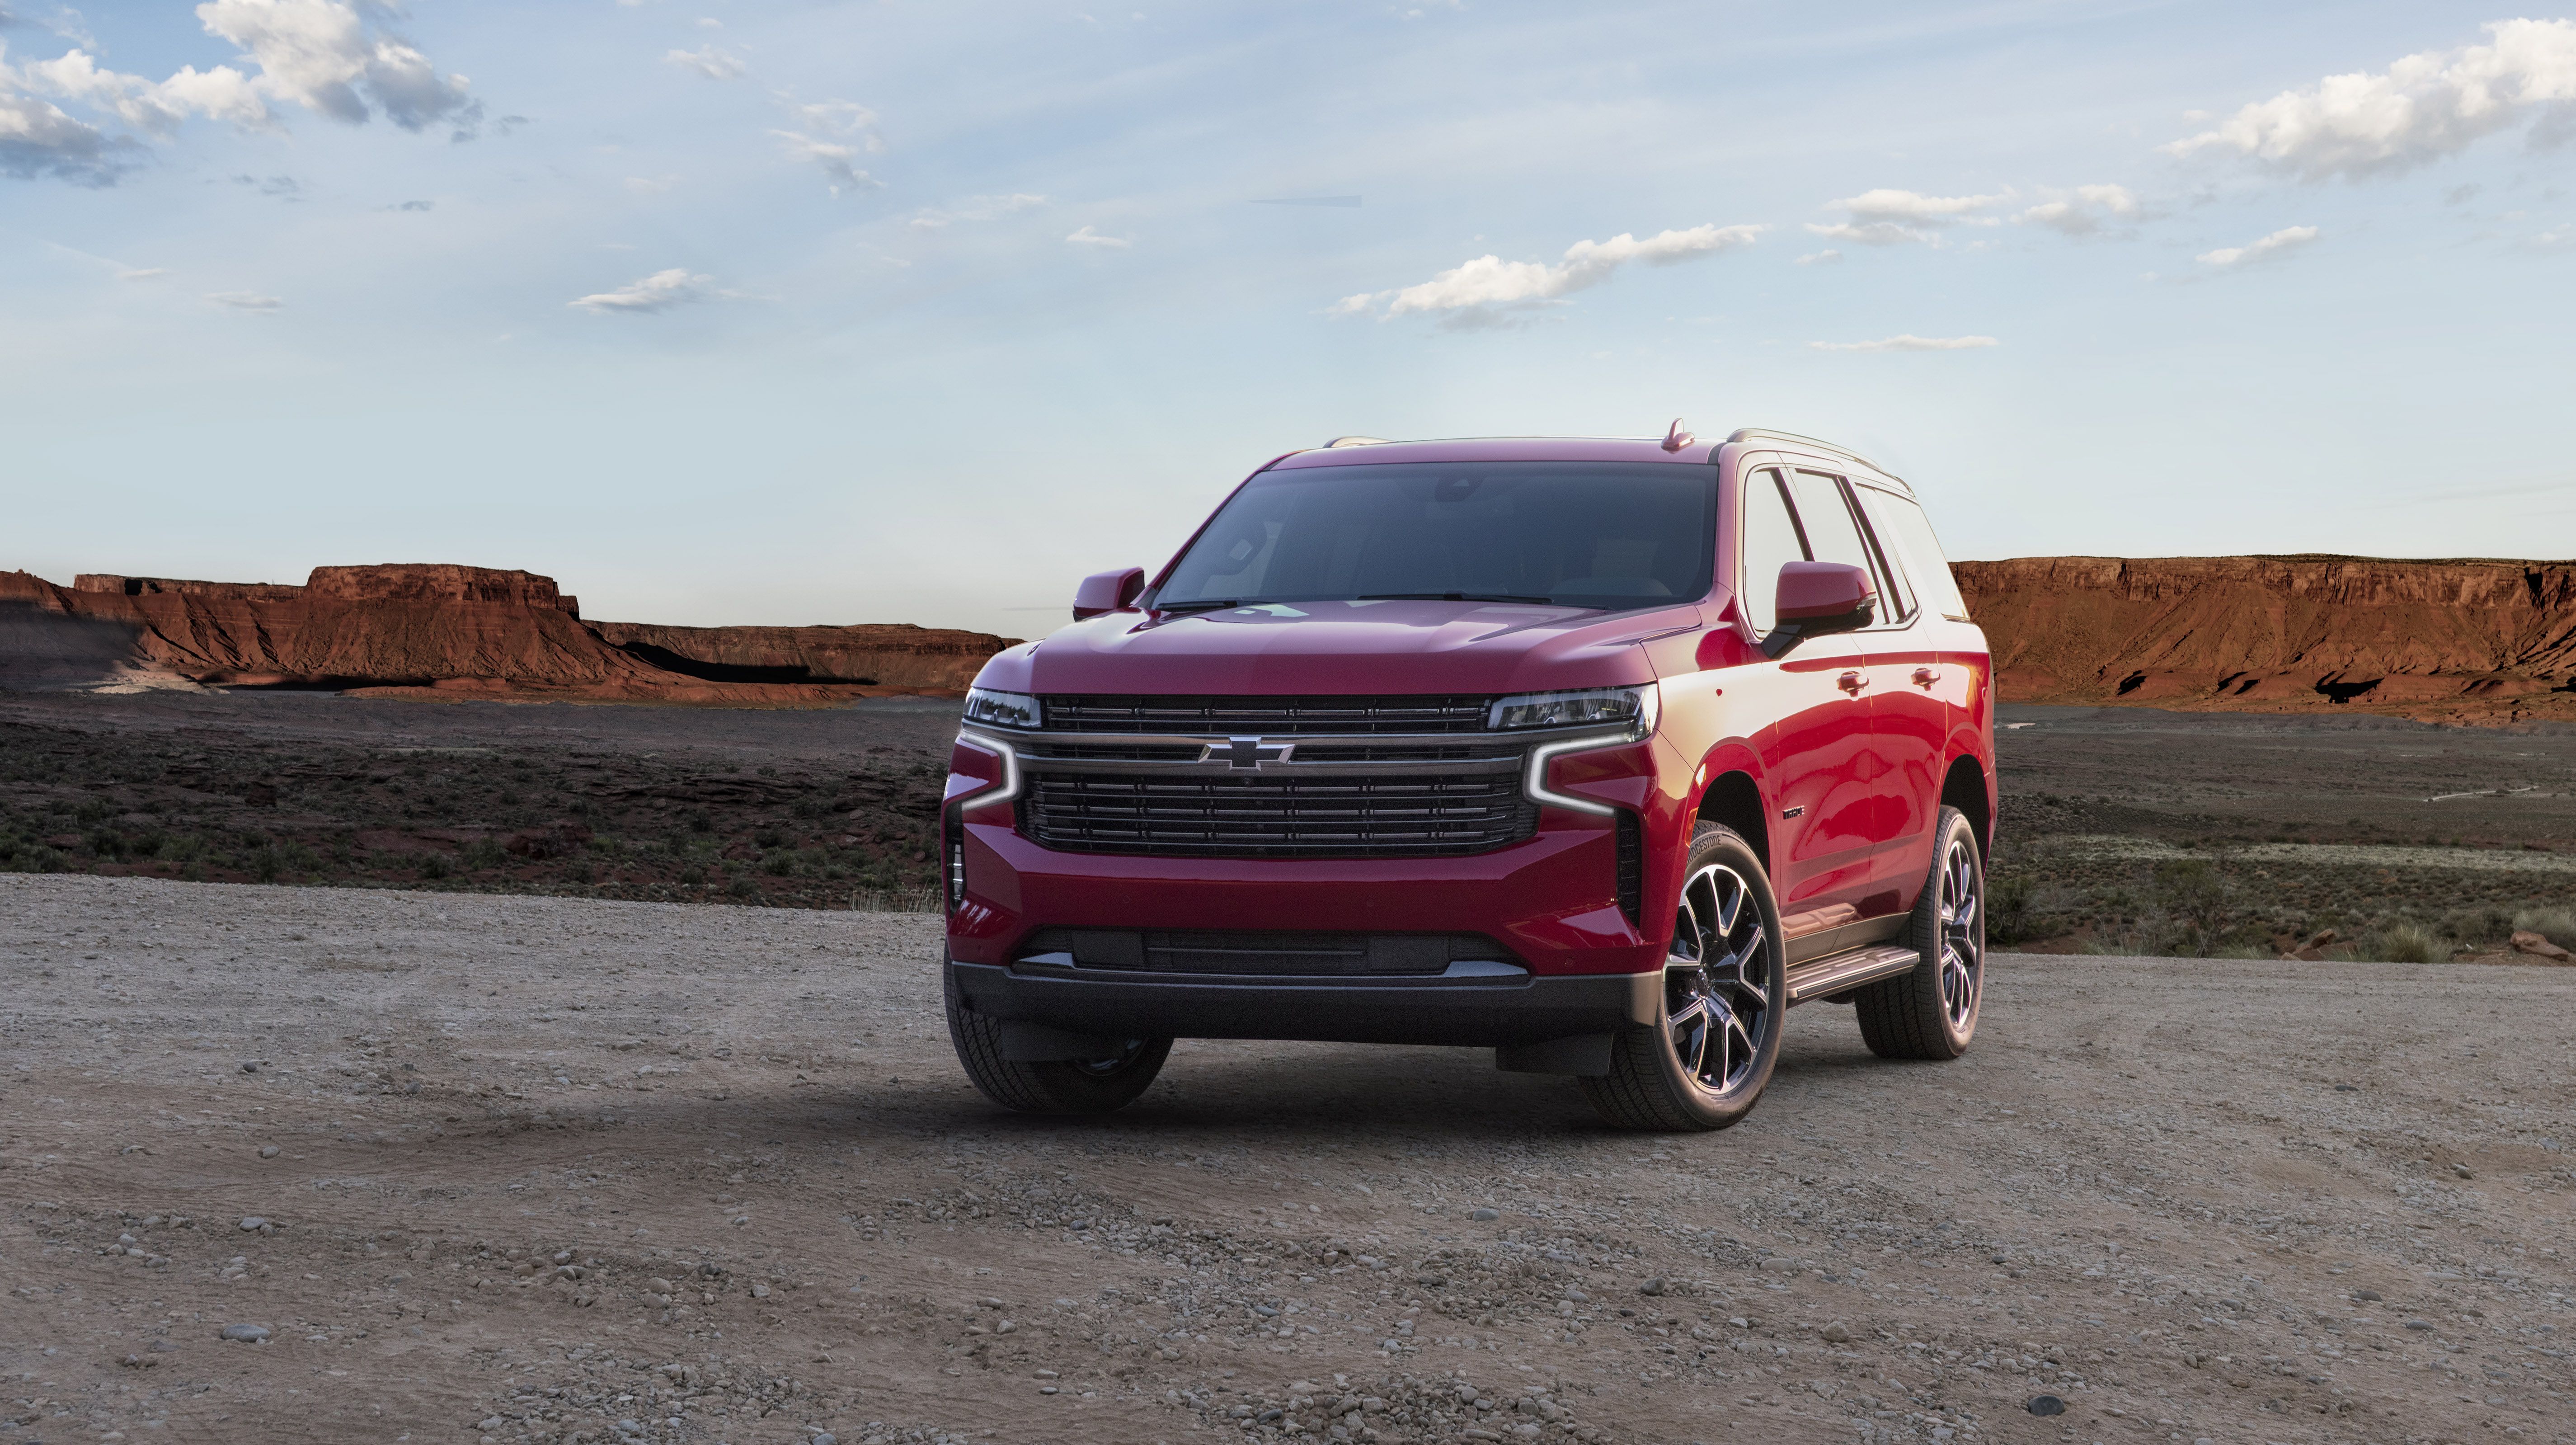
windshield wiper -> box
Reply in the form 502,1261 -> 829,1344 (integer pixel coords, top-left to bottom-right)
1155,598 -> 1246,615
1355,592 -> 1558,604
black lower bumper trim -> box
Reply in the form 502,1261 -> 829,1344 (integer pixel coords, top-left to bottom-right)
946,956 -> 1660,1048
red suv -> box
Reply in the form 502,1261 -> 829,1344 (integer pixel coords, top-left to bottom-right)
940,426 -> 1994,1131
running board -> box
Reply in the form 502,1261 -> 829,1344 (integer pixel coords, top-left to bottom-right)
1784,945 -> 1919,1004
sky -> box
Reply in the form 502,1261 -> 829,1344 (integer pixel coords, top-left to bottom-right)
4,0 -> 2574,638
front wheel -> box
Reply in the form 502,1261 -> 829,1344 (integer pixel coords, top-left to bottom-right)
1580,823 -> 1787,1132
943,964 -> 1172,1114
1854,806 -> 1985,1060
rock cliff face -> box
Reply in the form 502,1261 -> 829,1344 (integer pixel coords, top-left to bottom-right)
588,621 -> 1000,691
0,565 -> 1015,706
1955,555 -> 2576,724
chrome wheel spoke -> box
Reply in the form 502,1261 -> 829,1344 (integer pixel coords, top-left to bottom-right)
1665,858 -> 1776,1097
1937,838 -> 1983,1029
1668,997 -> 1711,1076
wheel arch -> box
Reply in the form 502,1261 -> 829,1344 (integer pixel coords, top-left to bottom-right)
1939,752 -> 1992,860
1692,761 -> 1772,878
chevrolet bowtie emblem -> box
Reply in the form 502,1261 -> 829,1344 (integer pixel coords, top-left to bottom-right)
1206,735 -> 1295,770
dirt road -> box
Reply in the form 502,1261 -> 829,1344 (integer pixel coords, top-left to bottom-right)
4,874 -> 2570,1445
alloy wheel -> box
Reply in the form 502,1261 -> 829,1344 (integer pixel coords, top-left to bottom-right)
1665,863 -> 1773,1096
1937,838 -> 1982,1030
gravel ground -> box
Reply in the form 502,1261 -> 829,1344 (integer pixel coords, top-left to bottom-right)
4,874 -> 2571,1445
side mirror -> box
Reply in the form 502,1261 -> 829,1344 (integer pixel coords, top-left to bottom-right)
1072,566 -> 1147,621
1763,561 -> 1875,658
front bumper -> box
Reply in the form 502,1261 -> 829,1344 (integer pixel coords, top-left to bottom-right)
946,954 -> 1660,1048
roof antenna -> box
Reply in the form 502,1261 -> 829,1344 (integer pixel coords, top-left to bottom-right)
1661,418 -> 1694,452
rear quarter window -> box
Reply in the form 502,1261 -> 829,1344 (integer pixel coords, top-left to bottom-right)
1857,488 -> 1971,621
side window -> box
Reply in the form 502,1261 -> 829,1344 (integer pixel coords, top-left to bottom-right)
1860,490 -> 1971,621
1784,470 -> 1874,567
1787,471 -> 1913,626
1738,468 -> 1806,633
1852,487 -> 1918,622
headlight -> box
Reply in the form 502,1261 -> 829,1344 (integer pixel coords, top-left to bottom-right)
1488,684 -> 1658,737
963,687 -> 1042,730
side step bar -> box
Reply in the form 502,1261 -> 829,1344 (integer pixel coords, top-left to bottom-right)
1784,944 -> 1919,1004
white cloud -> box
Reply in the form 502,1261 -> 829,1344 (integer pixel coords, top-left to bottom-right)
1337,222 -> 1765,323
1838,188 -> 2008,222
195,0 -> 480,134
664,44 -> 743,80
2527,223 -> 2576,249
568,268 -> 711,313
909,192 -> 1046,228
1065,224 -> 1130,248
770,129 -> 875,192
2014,183 -> 2142,235
1807,188 -> 2008,246
1809,334 -> 1999,352
770,99 -> 881,193
0,80 -> 126,183
2166,19 -> 2576,181
2195,225 -> 2319,268
118,266 -> 167,279
625,174 -> 680,194
1794,249 -> 1842,266
205,289 -> 281,310
1,0 -> 480,185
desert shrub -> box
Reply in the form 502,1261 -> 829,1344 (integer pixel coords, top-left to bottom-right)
460,837 -> 509,871
246,845 -> 285,883
2513,908 -> 2576,950
418,852 -> 452,881
791,796 -> 825,819
2363,923 -> 2445,964
87,827 -> 123,859
849,885 -> 941,914
678,864 -> 707,886
686,808 -> 713,833
2440,904 -> 2516,945
127,829 -> 165,859
24,845 -> 66,874
565,860 -> 597,885
754,825 -> 786,849
1987,873 -> 2035,945
2153,859 -> 2233,955
726,874 -> 761,900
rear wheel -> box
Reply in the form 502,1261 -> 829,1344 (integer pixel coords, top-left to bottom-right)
1580,824 -> 1786,1132
943,964 -> 1171,1114
1854,806 -> 1984,1060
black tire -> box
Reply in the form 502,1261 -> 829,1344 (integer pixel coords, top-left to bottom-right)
1579,823 -> 1787,1132
942,963 -> 1172,1115
1855,806 -> 1985,1061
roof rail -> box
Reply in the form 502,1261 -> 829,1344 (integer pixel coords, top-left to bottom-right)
1322,435 -> 1390,449
1723,428 -> 1900,483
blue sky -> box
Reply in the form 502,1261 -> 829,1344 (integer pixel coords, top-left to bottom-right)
4,1 -> 2573,636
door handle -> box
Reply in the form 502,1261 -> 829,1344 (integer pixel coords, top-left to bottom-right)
1838,671 -> 1867,694
1912,667 -> 1940,688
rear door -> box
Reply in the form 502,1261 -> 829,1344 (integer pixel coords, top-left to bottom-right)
1842,481 -> 1944,913
1856,484 -> 1979,899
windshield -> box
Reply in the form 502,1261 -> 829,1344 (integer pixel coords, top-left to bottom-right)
1155,461 -> 1716,612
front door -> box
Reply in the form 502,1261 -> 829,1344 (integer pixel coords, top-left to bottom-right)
1739,466 -> 1885,958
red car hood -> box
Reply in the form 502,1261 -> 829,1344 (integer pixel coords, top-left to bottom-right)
975,598 -> 1701,697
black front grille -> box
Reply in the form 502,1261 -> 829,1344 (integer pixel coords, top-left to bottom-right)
1023,771 -> 1537,857
1041,694 -> 1494,735
1020,927 -> 1516,975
